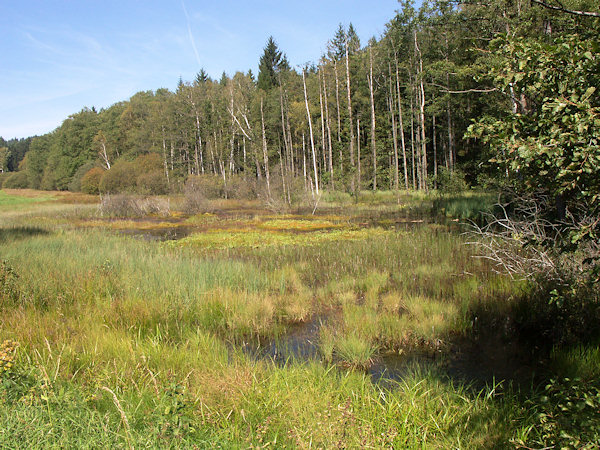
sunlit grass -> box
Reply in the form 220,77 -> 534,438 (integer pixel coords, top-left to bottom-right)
172,227 -> 391,250
0,188 -> 558,447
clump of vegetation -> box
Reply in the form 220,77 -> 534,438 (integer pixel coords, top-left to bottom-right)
0,260 -> 21,306
334,333 -> 379,369
182,176 -> 211,213
99,160 -> 137,194
136,170 -> 168,195
80,167 -> 104,195
434,167 -> 469,194
98,194 -> 170,217
172,227 -> 390,251
68,162 -> 99,192
517,378 -> 600,449
2,172 -> 29,189
0,340 -> 18,377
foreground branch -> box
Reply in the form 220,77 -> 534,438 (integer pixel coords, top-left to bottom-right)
531,0 -> 600,17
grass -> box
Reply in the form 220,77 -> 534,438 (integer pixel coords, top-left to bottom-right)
171,227 -> 391,251
432,191 -> 497,221
0,189 -> 55,209
0,188 -> 597,447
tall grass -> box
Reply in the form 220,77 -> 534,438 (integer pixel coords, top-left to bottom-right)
1,189 -> 584,447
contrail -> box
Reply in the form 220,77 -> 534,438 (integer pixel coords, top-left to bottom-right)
181,0 -> 201,67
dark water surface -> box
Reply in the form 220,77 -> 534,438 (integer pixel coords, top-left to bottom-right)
238,313 -> 541,390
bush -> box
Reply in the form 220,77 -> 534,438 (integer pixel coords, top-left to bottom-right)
99,161 -> 137,194
182,178 -> 209,214
0,260 -> 21,306
224,174 -> 257,200
185,175 -> 225,199
520,378 -> 600,449
80,167 -> 104,195
434,167 -> 469,194
68,162 -> 98,192
0,172 -> 11,188
2,172 -> 29,189
137,170 -> 169,195
133,153 -> 164,175
99,194 -> 170,217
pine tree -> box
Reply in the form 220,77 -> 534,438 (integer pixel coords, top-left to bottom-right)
194,68 -> 209,85
257,36 -> 286,91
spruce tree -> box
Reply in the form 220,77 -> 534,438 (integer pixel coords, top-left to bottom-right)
257,36 -> 285,91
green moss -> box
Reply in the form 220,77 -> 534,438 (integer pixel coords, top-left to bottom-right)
171,227 -> 391,250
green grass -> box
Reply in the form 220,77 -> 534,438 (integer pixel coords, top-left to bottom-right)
0,189 -> 55,209
0,188 -> 597,448
432,191 -> 497,221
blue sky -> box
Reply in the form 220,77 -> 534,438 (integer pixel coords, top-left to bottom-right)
0,1 -> 401,139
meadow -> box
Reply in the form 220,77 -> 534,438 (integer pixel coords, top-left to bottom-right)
1,189 -> 598,448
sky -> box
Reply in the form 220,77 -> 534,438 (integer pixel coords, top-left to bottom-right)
0,1 -> 402,140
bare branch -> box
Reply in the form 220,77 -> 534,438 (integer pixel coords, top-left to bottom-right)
441,88 -> 498,94
531,0 -> 600,17
227,106 -> 253,141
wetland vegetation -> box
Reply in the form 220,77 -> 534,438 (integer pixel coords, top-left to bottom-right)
1,188 -> 599,448
1,0 -> 599,446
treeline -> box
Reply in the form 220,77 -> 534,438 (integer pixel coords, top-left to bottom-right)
1,0 -> 597,199
0,137 -> 33,173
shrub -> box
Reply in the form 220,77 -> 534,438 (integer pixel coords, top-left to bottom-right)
98,194 -> 170,217
520,378 -> 600,449
133,153 -> 164,175
182,178 -> 209,214
80,167 -> 104,195
2,172 -> 29,189
434,167 -> 469,194
0,172 -> 11,188
68,162 -> 98,192
224,174 -> 257,200
99,161 -> 137,194
137,170 -> 169,195
0,260 -> 21,306
185,175 -> 225,199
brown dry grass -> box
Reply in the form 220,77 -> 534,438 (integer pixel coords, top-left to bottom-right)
2,188 -> 99,204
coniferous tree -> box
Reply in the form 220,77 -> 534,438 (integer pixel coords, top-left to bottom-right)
257,37 -> 287,91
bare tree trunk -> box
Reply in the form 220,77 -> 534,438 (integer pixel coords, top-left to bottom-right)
357,117 -> 361,189
242,136 -> 247,181
345,41 -> 356,193
447,99 -> 454,171
255,151 -> 262,179
211,131 -> 217,175
260,96 -> 271,198
193,103 -> 202,175
170,141 -> 174,172
318,68 -> 327,181
389,91 -> 399,192
302,133 -> 307,190
279,84 -> 290,183
410,88 -> 416,190
229,132 -> 235,175
279,145 -> 288,204
283,90 -> 295,177
303,69 -> 319,196
394,54 -> 408,190
96,132 -> 111,170
368,46 -> 377,191
334,60 -> 342,146
433,113 -> 437,188
161,127 -> 169,186
322,67 -> 334,189
444,44 -> 454,173
415,31 -> 427,192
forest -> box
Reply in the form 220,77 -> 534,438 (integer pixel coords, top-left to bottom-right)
0,0 -> 593,200
1,0 -> 599,447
